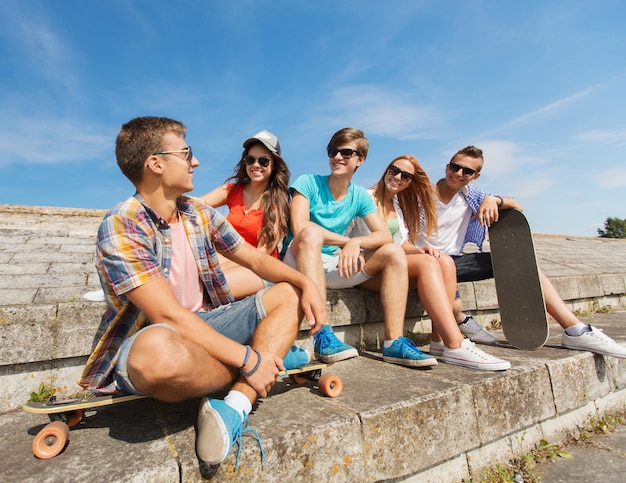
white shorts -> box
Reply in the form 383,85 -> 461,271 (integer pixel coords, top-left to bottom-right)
283,245 -> 372,289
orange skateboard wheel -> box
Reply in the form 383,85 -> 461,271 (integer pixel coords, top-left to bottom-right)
289,373 -> 309,385
32,421 -> 70,459
65,409 -> 85,428
318,374 -> 343,398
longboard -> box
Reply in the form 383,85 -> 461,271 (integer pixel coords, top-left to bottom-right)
23,361 -> 342,460
276,361 -> 343,398
488,209 -> 549,350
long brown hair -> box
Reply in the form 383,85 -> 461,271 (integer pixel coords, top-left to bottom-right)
225,142 -> 290,250
371,155 -> 437,243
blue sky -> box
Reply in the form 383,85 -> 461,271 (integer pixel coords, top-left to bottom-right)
1,1 -> 624,237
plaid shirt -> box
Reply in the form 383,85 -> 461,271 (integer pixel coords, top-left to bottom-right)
460,183 -> 500,252
80,193 -> 244,393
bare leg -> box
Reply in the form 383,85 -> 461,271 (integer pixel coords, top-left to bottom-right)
218,254 -> 265,300
540,270 -> 579,330
405,254 -> 464,348
289,226 -> 327,303
359,243 -> 408,340
126,282 -> 301,403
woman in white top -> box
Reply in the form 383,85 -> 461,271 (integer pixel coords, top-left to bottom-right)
351,155 -> 510,371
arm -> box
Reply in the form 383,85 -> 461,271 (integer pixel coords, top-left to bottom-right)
199,183 -> 229,207
337,212 -> 393,278
290,191 -> 351,247
226,242 -> 328,333
475,195 -> 524,227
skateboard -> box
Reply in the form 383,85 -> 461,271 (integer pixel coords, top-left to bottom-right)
23,362 -> 342,460
276,361 -> 343,398
23,393 -> 149,459
488,209 -> 549,350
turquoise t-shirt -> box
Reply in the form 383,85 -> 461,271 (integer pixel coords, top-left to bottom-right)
290,174 -> 377,255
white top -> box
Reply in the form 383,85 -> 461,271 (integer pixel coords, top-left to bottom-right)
414,190 -> 472,255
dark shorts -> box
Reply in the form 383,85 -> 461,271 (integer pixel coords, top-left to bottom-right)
452,252 -> 494,283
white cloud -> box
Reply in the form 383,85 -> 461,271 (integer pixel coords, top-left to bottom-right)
316,84 -> 444,140
576,129 -> 626,145
0,113 -> 111,166
488,86 -> 598,135
592,169 -> 626,190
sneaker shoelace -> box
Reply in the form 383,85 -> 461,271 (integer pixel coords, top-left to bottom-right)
317,329 -> 345,350
397,337 -> 422,357
233,413 -> 266,470
587,326 -> 613,343
463,341 -> 500,361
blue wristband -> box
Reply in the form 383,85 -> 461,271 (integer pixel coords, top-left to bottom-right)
240,349 -> 261,377
240,345 -> 251,370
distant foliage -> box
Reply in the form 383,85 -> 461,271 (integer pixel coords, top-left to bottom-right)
597,217 -> 626,239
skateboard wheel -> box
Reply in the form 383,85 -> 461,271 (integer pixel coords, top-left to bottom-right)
290,373 -> 309,385
65,409 -> 85,428
32,421 -> 70,459
318,374 -> 343,398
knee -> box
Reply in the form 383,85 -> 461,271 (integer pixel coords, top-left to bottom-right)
264,282 -> 301,311
291,226 -> 324,255
379,243 -> 405,261
127,328 -> 183,386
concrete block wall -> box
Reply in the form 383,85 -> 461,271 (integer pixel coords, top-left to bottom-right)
1,205 -> 626,413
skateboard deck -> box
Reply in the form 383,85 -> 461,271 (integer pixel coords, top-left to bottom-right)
23,393 -> 150,459
277,361 -> 343,398
488,209 -> 549,350
24,362 -> 342,459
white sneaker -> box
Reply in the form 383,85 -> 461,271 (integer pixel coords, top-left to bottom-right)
562,325 -> 626,358
458,316 -> 497,345
84,289 -> 105,302
443,339 -> 511,371
429,340 -> 444,357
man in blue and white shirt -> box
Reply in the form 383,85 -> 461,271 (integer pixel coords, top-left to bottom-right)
416,145 -> 626,358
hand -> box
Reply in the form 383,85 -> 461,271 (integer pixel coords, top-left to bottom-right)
337,238 -> 364,278
423,246 -> 441,258
300,280 -> 328,335
474,196 -> 501,227
242,349 -> 282,398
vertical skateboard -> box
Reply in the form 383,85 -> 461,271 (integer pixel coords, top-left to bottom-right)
488,209 -> 549,350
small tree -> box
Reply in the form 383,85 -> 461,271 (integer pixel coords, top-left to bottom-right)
598,217 -> 626,239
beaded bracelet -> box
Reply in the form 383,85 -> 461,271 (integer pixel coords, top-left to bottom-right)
240,345 -> 251,370
240,348 -> 261,377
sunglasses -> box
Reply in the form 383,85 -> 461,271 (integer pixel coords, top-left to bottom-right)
243,155 -> 271,168
327,147 -> 361,159
152,146 -> 193,163
387,165 -> 415,182
448,161 -> 477,176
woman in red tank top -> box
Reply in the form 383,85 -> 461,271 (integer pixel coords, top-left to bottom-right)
201,130 -> 290,299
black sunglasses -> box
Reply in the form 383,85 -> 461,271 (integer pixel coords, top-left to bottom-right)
327,147 -> 361,159
243,155 -> 271,168
448,161 -> 477,176
387,165 -> 415,182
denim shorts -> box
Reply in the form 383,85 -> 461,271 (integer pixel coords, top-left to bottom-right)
115,288 -> 268,395
283,246 -> 372,289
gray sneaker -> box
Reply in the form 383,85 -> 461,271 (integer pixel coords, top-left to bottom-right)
562,325 -> 626,358
458,316 -> 497,345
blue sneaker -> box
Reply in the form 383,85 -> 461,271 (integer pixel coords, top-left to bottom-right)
283,345 -> 311,370
313,324 -> 359,362
383,336 -> 438,367
196,398 -> 265,469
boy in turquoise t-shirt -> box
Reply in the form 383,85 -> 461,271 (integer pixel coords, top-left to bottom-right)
283,128 -> 437,367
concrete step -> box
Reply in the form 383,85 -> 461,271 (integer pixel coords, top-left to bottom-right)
2,311 -> 625,482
